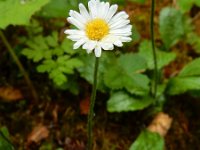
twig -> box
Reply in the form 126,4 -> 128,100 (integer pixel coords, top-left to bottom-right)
0,30 -> 38,101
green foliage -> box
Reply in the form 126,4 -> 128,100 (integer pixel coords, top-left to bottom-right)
39,0 -> 81,18
78,53 -> 113,91
132,25 -> 141,42
129,0 -> 146,4
167,77 -> 200,95
167,58 -> 200,95
104,53 -> 150,96
22,32 -> 83,86
0,0 -> 50,29
187,32 -> 200,54
107,91 -> 154,112
129,130 -> 164,150
0,127 -> 14,150
110,0 -> 125,5
177,0 -> 200,12
179,58 -> 200,77
159,7 -> 185,49
138,40 -> 176,69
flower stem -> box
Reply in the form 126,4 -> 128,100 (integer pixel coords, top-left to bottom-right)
87,57 -> 99,150
150,0 -> 158,98
0,30 -> 38,101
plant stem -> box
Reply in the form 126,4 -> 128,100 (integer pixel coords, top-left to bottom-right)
87,57 -> 99,150
0,30 -> 38,101
150,0 -> 158,98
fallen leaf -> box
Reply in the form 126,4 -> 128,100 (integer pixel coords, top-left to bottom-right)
79,97 -> 90,115
147,112 -> 173,137
65,137 -> 85,150
27,124 -> 49,144
52,105 -> 58,123
0,86 -> 23,101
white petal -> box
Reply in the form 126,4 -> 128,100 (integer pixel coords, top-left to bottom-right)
112,32 -> 132,36
97,2 -> 105,18
101,2 -> 110,19
114,40 -> 123,47
69,10 -> 87,24
100,42 -> 114,50
86,49 -> 93,54
120,36 -> 132,42
109,11 -> 128,25
83,40 -> 97,53
79,3 -> 91,20
94,45 -> 102,57
105,4 -> 118,22
110,19 -> 130,29
73,39 -> 86,49
88,41 -> 97,50
94,0 -> 102,18
110,26 -> 132,34
88,0 -> 98,18
82,40 -> 96,50
64,29 -> 85,35
67,17 -> 84,30
82,42 -> 89,50
67,35 -> 84,41
101,35 -> 117,43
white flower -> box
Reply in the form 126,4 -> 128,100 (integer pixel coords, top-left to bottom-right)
64,0 -> 132,57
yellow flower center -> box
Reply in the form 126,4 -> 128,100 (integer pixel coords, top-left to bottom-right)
85,18 -> 109,41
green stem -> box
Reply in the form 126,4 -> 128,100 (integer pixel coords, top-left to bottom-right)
87,57 -> 99,150
150,0 -> 158,98
0,30 -> 38,101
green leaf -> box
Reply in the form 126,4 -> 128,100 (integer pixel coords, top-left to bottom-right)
22,35 -> 51,62
138,40 -> 176,69
46,32 -> 58,47
0,127 -> 14,150
107,91 -> 154,112
118,53 -> 147,74
187,32 -> 200,54
167,58 -> 200,95
37,59 -> 56,73
110,0 -> 125,5
61,57 -> 83,74
38,0 -> 84,18
0,0 -> 50,29
179,58 -> 200,77
104,53 -> 150,95
50,69 -> 67,86
37,55 -> 82,86
129,130 -> 164,150
61,38 -> 77,55
166,77 -> 200,95
177,0 -> 200,12
132,24 -> 141,42
78,53 -> 114,91
129,0 -> 146,4
159,7 -> 184,49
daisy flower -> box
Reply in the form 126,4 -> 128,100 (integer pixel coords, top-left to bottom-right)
64,0 -> 132,57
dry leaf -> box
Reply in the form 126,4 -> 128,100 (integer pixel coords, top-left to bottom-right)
65,137 -> 85,150
27,124 -> 49,144
79,97 -> 90,115
147,112 -> 173,137
0,86 -> 23,101
52,105 -> 58,123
